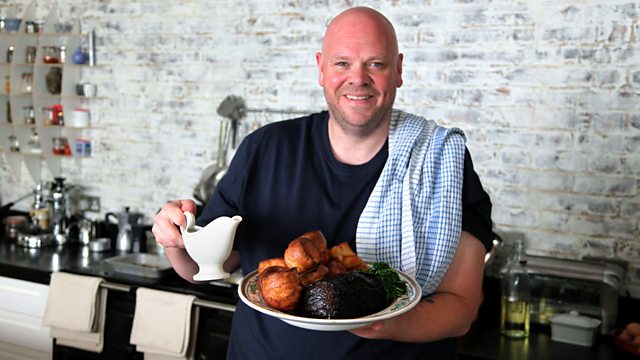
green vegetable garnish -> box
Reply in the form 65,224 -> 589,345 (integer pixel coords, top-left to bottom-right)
360,262 -> 407,301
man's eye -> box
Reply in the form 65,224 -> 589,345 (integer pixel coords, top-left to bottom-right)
335,61 -> 349,67
369,62 -> 384,69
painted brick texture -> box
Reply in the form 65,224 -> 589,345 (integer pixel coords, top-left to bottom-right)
0,1 -> 639,291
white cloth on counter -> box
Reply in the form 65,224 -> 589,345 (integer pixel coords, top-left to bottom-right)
130,287 -> 199,360
42,272 -> 106,352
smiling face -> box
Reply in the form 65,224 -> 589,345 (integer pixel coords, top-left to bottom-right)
316,8 -> 403,137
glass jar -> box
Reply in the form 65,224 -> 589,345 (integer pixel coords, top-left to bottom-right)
28,128 -> 41,154
23,105 -> 35,125
8,134 -> 19,152
52,136 -> 70,155
25,46 -> 36,64
20,72 -> 33,94
52,137 -> 65,155
42,46 -> 60,64
42,107 -> 54,125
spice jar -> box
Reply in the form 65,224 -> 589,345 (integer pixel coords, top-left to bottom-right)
8,134 -> 19,152
3,215 -> 28,242
20,73 -> 33,94
6,45 -> 13,63
28,128 -> 41,154
42,46 -> 60,64
23,105 -> 35,125
25,46 -> 36,64
52,137 -> 65,155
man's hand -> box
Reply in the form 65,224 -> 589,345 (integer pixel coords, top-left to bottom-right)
349,231 -> 486,342
151,199 -> 197,249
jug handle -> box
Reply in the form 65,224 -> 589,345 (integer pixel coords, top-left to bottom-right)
105,212 -> 117,223
182,211 -> 196,232
65,221 -> 79,237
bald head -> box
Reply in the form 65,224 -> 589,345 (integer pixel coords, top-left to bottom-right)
322,7 -> 399,56
315,6 -> 403,144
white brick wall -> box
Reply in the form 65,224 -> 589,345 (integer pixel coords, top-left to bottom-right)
1,1 -> 639,292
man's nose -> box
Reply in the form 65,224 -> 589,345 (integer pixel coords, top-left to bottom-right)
347,65 -> 370,86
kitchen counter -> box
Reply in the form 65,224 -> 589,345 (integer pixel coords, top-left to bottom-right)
0,240 -> 638,360
458,277 -> 639,360
0,241 -> 239,305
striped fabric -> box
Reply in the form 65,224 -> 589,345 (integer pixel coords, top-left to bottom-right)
356,110 -> 466,296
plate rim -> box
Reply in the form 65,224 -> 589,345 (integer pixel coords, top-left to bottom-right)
237,265 -> 422,330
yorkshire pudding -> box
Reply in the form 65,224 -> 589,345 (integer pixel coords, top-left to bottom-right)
284,230 -> 330,272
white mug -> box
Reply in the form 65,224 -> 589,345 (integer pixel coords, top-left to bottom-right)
82,83 -> 97,98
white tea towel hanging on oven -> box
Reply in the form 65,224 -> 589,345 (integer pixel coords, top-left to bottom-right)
130,287 -> 199,360
42,272 -> 106,352
356,109 -> 465,296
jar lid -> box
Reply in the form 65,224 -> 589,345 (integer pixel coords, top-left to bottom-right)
550,311 -> 601,329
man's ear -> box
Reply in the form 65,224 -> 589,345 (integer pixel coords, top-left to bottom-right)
316,52 -> 324,87
396,53 -> 404,88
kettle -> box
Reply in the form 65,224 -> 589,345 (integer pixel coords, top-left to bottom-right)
65,218 -> 96,245
106,207 -> 144,252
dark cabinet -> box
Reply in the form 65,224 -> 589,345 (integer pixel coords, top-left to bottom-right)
53,290 -> 142,359
194,307 -> 234,359
52,289 -> 234,360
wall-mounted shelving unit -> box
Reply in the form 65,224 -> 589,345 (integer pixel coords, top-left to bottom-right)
0,1 -> 95,183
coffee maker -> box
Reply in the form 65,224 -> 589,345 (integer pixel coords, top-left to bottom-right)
106,207 -> 147,252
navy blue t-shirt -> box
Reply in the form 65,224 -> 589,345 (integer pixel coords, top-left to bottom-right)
198,111 -> 492,360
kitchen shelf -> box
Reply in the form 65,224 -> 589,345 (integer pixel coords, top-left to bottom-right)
0,1 -> 95,183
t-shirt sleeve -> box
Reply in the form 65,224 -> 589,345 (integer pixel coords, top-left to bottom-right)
197,134 -> 253,225
461,148 -> 494,252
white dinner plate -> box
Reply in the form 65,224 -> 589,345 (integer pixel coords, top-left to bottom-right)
237,267 -> 422,331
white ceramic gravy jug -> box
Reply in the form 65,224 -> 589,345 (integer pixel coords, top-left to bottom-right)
180,211 -> 242,281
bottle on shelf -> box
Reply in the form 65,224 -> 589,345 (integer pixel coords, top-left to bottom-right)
500,239 -> 531,339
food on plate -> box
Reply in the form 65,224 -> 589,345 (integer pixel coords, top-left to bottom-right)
299,271 -> 389,319
256,230 -> 409,319
619,322 -> 640,345
361,262 -> 409,301
627,322 -> 640,337
299,264 -> 330,287
284,230 -> 330,272
257,266 -> 302,311
329,241 -> 366,270
326,259 -> 347,277
258,257 -> 287,275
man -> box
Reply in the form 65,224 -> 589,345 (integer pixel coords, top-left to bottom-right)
153,6 -> 492,359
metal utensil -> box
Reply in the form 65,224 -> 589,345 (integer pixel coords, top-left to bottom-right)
193,119 -> 231,204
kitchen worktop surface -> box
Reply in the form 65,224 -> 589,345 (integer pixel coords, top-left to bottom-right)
459,277 -> 639,360
0,240 -> 638,360
0,240 -> 239,305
